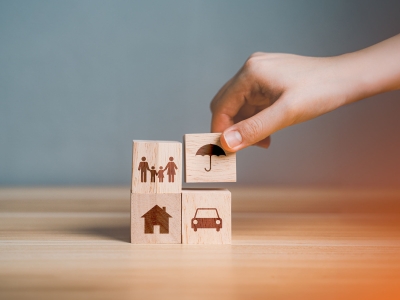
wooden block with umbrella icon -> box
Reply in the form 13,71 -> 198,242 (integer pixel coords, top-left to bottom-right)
184,133 -> 236,182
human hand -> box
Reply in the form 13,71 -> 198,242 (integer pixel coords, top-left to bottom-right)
210,53 -> 356,152
210,35 -> 400,152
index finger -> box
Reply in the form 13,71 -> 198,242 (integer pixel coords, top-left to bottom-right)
210,77 -> 247,133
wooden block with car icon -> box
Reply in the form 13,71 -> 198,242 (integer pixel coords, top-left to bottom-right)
181,189 -> 231,244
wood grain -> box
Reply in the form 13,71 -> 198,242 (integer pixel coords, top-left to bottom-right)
130,193 -> 181,244
184,133 -> 236,182
1,187 -> 400,300
132,141 -> 182,194
181,189 -> 231,244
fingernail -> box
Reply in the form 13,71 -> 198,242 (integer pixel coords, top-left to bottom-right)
224,131 -> 242,148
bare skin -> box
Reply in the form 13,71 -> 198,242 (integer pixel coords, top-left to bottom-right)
211,34 -> 400,152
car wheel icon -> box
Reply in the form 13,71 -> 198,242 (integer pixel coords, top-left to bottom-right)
192,219 -> 198,231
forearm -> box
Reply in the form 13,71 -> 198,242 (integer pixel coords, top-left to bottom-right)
337,34 -> 400,104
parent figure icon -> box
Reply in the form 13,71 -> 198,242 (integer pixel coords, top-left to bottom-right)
164,157 -> 178,183
138,157 -> 150,182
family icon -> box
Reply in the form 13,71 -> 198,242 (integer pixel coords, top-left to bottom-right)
138,157 -> 178,183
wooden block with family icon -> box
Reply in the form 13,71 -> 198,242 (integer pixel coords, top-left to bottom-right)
131,141 -> 182,194
130,133 -> 235,244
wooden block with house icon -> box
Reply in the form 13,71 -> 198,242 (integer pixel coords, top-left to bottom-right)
130,193 -> 181,244
132,140 -> 182,194
181,189 -> 231,244
184,133 -> 236,183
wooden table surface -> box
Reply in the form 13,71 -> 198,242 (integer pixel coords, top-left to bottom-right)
1,187 -> 400,300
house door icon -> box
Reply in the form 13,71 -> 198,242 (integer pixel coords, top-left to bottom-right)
141,205 -> 172,234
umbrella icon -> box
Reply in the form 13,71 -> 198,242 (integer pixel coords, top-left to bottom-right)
195,144 -> 226,172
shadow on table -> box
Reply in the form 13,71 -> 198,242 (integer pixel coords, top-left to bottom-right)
79,225 -> 131,243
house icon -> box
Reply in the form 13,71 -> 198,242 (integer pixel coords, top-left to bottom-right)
141,205 -> 172,234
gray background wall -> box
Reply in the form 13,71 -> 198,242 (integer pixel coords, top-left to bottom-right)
1,0 -> 399,187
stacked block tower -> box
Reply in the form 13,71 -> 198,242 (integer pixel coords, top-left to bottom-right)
131,133 -> 236,244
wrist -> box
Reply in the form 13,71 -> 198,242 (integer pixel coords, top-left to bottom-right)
328,53 -> 377,106
337,35 -> 400,102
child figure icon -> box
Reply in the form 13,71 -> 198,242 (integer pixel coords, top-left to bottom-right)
158,166 -> 165,182
149,166 -> 158,182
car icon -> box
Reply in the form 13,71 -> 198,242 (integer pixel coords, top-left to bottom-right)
191,208 -> 222,232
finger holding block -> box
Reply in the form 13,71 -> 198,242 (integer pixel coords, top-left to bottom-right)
184,133 -> 236,183
132,140 -> 182,194
131,193 -> 181,244
181,189 -> 231,244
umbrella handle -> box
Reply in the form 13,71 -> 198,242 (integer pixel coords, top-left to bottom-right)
205,155 -> 212,172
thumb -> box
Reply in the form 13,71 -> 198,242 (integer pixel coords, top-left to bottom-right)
220,103 -> 289,152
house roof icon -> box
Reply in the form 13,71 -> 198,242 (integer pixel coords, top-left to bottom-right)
141,205 -> 172,234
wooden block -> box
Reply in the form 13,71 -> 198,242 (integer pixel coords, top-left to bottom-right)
132,140 -> 182,194
184,133 -> 236,182
130,193 -> 181,244
181,189 -> 231,244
